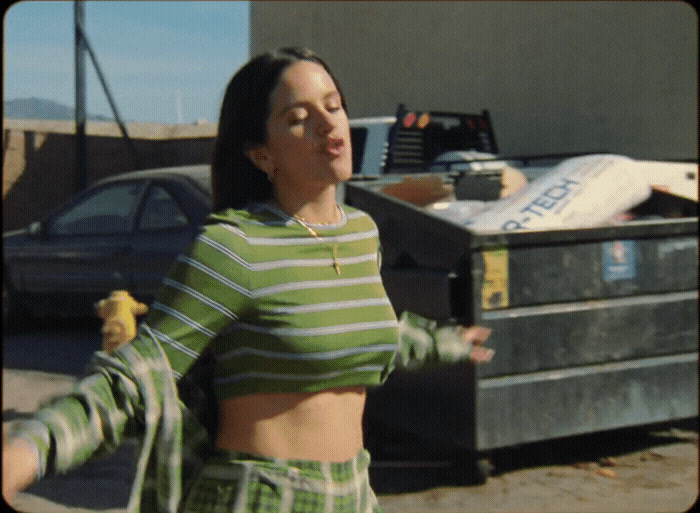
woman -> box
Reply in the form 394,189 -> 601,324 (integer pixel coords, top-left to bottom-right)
3,47 -> 492,513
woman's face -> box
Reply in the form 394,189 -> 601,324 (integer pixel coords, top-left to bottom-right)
249,60 -> 352,196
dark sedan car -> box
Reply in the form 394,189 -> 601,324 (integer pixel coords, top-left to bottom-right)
3,165 -> 212,319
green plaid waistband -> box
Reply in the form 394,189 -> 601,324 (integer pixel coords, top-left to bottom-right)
183,447 -> 384,512
202,448 -> 372,484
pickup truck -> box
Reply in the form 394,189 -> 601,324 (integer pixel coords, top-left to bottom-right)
348,104 -> 499,177
344,105 -> 590,205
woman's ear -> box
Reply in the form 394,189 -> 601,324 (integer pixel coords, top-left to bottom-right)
245,145 -> 274,175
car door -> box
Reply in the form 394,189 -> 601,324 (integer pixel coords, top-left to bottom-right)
19,180 -> 145,316
130,180 -> 202,303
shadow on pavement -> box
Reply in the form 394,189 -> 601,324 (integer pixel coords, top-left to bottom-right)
369,417 -> 698,494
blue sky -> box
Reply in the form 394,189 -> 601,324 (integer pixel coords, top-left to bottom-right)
3,1 -> 250,124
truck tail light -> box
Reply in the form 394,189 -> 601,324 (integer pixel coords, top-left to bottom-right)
402,112 -> 417,128
417,113 -> 431,129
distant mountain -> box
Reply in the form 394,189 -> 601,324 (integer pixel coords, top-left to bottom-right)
4,97 -> 112,121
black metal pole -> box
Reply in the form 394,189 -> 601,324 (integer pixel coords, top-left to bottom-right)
74,0 -> 87,192
75,18 -> 140,169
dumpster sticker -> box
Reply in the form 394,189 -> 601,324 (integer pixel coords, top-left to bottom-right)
482,248 -> 509,309
602,240 -> 637,281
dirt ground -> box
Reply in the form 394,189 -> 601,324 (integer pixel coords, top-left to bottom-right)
3,369 -> 698,513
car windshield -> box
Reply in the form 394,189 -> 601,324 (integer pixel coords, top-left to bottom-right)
51,182 -> 143,235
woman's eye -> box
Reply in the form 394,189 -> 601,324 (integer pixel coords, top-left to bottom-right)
286,107 -> 308,126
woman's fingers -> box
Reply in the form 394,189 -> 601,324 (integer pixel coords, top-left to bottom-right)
461,325 -> 492,344
459,325 -> 494,363
470,345 -> 495,363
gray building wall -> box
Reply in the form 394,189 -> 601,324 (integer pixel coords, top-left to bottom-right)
250,1 -> 697,161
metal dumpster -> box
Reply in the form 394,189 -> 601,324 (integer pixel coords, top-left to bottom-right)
347,175 -> 698,456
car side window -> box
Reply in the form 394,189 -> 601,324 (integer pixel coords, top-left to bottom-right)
51,182 -> 143,235
137,185 -> 189,230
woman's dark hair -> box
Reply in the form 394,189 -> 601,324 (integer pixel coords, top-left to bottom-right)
211,47 -> 347,211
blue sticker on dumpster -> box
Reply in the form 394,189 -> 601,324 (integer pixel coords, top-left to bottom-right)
602,240 -> 637,281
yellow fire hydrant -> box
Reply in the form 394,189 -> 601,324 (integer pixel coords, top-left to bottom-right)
96,290 -> 148,354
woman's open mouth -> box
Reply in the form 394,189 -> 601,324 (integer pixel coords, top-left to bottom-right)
324,138 -> 345,157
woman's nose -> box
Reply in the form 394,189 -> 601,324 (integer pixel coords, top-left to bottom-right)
316,110 -> 335,136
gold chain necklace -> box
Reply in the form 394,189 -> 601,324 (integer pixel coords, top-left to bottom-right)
292,206 -> 342,275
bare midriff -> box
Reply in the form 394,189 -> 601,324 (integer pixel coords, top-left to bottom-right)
215,385 -> 366,462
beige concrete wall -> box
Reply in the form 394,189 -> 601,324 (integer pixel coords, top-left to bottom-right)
2,119 -> 216,231
251,1 -> 697,161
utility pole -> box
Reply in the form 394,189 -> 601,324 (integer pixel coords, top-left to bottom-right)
74,0 -> 87,192
73,0 -> 140,192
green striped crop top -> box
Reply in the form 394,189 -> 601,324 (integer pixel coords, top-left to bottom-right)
140,203 -> 400,399
9,203 -> 479,490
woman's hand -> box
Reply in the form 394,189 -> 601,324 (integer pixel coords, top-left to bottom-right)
397,311 -> 494,369
2,438 -> 39,506
459,325 -> 494,363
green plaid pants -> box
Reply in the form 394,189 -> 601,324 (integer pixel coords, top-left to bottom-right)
182,448 -> 386,513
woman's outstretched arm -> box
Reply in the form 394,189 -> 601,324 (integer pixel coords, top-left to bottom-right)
3,435 -> 40,505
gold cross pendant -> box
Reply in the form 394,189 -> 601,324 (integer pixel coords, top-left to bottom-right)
333,245 -> 341,275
